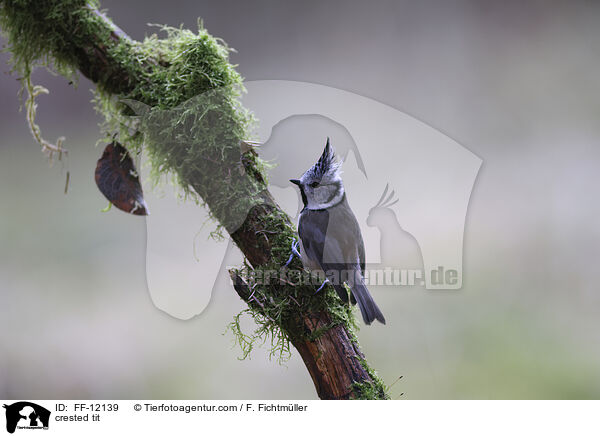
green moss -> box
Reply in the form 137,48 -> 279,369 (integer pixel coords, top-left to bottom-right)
225,308 -> 292,364
93,23 -> 258,238
1,0 -> 105,157
226,251 -> 360,363
0,0 -> 100,79
1,3 -> 255,236
351,380 -> 389,400
352,357 -> 389,399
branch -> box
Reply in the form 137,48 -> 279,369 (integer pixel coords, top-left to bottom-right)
0,0 -> 388,399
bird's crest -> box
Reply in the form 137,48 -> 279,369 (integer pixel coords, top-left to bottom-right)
307,138 -> 341,181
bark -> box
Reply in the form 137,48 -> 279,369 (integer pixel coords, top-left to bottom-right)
231,272 -> 383,400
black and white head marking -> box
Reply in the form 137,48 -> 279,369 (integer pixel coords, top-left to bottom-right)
290,138 -> 344,210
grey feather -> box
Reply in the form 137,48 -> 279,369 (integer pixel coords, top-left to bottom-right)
293,138 -> 385,325
298,195 -> 385,324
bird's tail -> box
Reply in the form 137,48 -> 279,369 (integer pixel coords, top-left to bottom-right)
344,269 -> 386,325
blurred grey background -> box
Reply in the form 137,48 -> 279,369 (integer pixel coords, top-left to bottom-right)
1,0 -> 600,399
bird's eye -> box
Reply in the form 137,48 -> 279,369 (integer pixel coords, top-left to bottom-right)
309,181 -> 319,188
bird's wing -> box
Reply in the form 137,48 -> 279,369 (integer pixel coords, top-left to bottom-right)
358,233 -> 366,276
299,204 -> 366,304
322,200 -> 363,267
298,208 -> 330,267
299,201 -> 364,269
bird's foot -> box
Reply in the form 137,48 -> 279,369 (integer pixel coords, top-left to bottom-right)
314,279 -> 329,294
284,238 -> 301,267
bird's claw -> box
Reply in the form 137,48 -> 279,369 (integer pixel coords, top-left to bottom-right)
284,238 -> 301,267
314,279 -> 329,294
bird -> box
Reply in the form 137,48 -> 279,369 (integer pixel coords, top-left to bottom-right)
289,138 -> 386,325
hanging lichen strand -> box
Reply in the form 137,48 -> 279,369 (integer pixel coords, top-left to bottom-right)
1,1 -> 256,228
0,0 -> 389,399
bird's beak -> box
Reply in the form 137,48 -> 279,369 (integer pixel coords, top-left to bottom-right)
289,179 -> 301,186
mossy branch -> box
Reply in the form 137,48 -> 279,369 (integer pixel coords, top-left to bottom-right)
0,0 -> 388,399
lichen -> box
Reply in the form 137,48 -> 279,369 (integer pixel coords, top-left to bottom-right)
0,0 -> 98,159
23,74 -> 66,160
